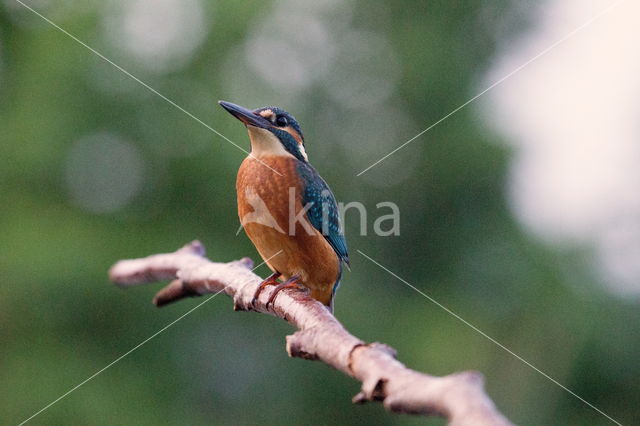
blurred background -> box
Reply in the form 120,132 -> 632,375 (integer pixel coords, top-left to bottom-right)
1,0 -> 638,424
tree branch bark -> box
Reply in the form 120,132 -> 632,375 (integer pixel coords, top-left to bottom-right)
109,241 -> 512,425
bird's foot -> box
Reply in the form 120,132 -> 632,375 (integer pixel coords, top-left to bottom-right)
251,271 -> 281,308
266,275 -> 303,310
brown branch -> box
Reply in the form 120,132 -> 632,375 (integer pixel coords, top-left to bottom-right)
109,241 -> 512,425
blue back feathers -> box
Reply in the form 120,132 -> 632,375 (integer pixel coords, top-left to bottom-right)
256,105 -> 349,296
296,161 -> 349,267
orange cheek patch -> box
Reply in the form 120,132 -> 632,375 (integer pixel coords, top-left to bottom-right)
283,126 -> 303,144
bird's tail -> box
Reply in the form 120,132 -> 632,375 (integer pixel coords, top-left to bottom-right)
326,263 -> 344,314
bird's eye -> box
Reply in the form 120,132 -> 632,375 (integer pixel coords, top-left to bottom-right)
276,115 -> 288,127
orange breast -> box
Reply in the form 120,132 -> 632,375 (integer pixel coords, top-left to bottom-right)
236,156 -> 340,306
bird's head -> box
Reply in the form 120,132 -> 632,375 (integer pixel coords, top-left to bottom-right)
219,101 -> 307,162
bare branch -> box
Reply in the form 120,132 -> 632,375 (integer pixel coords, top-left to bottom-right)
109,241 -> 512,425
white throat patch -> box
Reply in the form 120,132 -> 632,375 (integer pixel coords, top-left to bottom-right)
297,143 -> 308,161
246,126 -> 308,162
247,126 -> 294,159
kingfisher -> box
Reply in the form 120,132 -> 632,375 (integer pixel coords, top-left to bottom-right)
219,101 -> 349,312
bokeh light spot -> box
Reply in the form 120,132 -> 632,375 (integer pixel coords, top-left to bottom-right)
245,5 -> 335,91
323,30 -> 401,110
315,103 -> 419,187
102,0 -> 208,73
65,133 -> 146,214
485,0 -> 640,295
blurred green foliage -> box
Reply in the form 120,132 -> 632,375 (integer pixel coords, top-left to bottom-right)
0,1 -> 637,425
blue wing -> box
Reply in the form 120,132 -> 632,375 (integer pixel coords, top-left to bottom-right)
296,162 -> 349,266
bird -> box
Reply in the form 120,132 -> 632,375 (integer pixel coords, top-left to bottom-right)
219,100 -> 349,312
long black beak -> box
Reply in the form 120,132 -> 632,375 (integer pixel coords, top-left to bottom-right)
218,101 -> 270,129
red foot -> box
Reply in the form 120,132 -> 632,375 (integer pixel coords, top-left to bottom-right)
266,275 -> 303,309
252,272 -> 281,307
